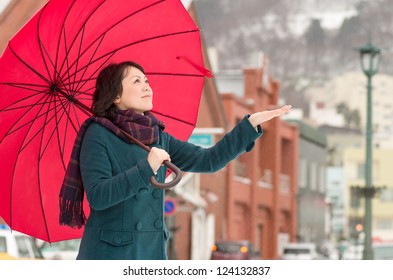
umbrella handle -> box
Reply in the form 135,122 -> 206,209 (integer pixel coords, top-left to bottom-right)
150,161 -> 182,189
116,127 -> 182,189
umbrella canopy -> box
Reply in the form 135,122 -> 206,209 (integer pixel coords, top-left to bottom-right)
0,0 -> 211,242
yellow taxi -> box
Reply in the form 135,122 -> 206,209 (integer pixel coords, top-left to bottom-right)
0,229 -> 44,259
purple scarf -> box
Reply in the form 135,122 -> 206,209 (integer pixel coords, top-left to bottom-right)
59,109 -> 165,228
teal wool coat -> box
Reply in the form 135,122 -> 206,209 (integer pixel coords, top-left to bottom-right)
76,116 -> 262,260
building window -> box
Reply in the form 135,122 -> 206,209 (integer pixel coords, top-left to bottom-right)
258,168 -> 272,189
357,163 -> 365,180
234,156 -> 247,178
0,237 -> 6,253
310,162 -> 317,190
298,158 -> 307,188
279,174 -> 290,192
380,188 -> 393,202
319,166 -> 325,192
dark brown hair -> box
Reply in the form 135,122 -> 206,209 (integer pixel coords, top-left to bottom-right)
91,61 -> 145,117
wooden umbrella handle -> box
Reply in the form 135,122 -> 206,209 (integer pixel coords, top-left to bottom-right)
149,161 -> 182,189
118,128 -> 182,189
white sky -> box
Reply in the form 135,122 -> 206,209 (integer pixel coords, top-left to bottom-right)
0,0 -> 11,13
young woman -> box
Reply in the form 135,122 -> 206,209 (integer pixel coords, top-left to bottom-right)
60,61 -> 291,260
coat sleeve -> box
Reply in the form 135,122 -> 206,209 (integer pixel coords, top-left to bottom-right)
167,115 -> 262,173
79,124 -> 155,210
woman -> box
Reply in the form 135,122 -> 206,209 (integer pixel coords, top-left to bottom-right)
60,61 -> 291,260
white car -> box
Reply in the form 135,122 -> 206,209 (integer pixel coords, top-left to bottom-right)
281,243 -> 318,260
39,239 -> 81,260
0,229 -> 44,259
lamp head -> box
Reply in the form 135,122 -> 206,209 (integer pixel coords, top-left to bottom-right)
356,41 -> 381,76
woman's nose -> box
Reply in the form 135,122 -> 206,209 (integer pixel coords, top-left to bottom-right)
143,84 -> 151,91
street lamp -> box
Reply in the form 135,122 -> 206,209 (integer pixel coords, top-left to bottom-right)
356,40 -> 381,260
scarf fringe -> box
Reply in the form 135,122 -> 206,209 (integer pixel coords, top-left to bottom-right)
59,198 -> 86,229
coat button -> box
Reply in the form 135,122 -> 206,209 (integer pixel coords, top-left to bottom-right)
136,222 -> 143,231
113,235 -> 122,245
152,189 -> 161,199
139,188 -> 149,195
154,219 -> 163,229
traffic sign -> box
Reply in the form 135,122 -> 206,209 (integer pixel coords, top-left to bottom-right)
188,134 -> 213,148
164,197 -> 177,216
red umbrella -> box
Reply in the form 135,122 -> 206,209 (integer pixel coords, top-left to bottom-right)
0,0 -> 211,242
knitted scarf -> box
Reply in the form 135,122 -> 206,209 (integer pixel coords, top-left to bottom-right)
59,109 -> 165,228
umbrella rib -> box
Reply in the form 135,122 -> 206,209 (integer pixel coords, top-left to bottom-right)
57,0 -> 163,78
56,0 -> 107,78
6,98 -> 57,138
61,77 -> 95,87
146,72 -> 204,78
71,25 -> 87,94
0,88 -> 47,111
74,50 -> 116,95
52,92 -> 81,165
1,91 -> 50,142
62,28 -> 107,95
8,44 -> 51,85
151,111 -> 195,128
36,93 -> 57,242
53,0 -> 77,86
62,29 -> 200,82
6,97 -> 75,147
59,103 -> 73,168
72,33 -> 106,94
18,99 -> 66,152
36,5 -> 56,85
60,0 -> 194,82
8,91 -> 52,229
1,82 -> 52,92
37,97 -> 77,184
39,98 -> 71,160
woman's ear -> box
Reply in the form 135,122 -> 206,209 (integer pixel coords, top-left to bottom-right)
113,96 -> 120,105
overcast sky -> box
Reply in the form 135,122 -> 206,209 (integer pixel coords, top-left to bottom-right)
0,0 -> 11,13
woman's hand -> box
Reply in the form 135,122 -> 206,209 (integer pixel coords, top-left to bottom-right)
248,105 -> 292,128
147,147 -> 171,174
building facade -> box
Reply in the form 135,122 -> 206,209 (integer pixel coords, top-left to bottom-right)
343,148 -> 393,242
288,120 -> 328,246
217,67 -> 299,259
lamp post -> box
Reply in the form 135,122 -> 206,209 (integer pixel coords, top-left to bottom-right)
356,40 -> 381,260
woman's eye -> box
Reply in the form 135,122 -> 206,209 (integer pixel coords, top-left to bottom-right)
145,80 -> 149,84
134,79 -> 140,84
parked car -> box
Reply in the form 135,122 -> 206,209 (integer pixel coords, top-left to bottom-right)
281,243 -> 317,260
210,240 -> 260,260
39,239 -> 81,260
0,229 -> 44,259
0,252 -> 17,259
372,243 -> 393,259
341,241 -> 393,260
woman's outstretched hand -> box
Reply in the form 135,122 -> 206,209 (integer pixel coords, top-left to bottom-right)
248,105 -> 292,128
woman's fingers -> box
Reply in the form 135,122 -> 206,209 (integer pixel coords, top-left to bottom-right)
260,105 -> 292,123
279,105 -> 292,115
147,147 -> 171,173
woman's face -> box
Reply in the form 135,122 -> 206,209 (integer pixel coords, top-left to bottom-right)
114,66 -> 153,114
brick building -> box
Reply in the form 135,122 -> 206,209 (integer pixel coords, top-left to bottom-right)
217,68 -> 298,259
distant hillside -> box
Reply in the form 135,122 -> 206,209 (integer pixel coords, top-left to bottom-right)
195,0 -> 393,106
